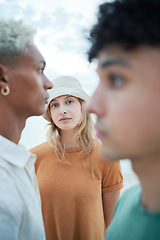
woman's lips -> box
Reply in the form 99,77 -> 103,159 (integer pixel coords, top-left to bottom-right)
59,118 -> 71,122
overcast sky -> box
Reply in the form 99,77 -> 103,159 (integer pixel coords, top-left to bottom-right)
0,0 -> 105,87
0,0 -> 107,148
0,0 -> 133,174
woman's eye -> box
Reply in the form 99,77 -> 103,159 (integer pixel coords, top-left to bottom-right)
109,74 -> 124,87
67,100 -> 73,104
51,104 -> 58,108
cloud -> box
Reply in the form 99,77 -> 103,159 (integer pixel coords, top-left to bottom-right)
0,0 -> 104,150
0,0 -> 100,84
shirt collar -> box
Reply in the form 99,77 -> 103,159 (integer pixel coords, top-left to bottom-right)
0,135 -> 36,168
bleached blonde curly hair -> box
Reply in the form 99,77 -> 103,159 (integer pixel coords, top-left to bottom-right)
0,19 -> 36,66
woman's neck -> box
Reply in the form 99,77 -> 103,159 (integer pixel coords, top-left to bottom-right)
60,128 -> 81,149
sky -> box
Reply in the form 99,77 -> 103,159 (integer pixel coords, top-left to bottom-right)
0,0 -> 133,173
0,0 -> 106,148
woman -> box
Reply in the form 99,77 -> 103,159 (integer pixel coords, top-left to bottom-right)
30,76 -> 123,240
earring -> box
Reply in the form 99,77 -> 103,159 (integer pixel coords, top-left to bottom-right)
1,86 -> 10,96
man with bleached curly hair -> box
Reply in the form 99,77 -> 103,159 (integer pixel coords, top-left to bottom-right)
0,19 -> 52,240
86,0 -> 160,239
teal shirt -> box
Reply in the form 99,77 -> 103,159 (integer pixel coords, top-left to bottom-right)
105,184 -> 160,240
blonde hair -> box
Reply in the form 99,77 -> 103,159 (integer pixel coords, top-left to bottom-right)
0,19 -> 36,66
46,98 -> 96,163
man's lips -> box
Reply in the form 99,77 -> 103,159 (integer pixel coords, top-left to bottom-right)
45,98 -> 49,104
45,94 -> 49,103
95,125 -> 106,138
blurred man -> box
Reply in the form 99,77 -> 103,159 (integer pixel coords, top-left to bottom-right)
0,19 -> 52,240
86,0 -> 160,239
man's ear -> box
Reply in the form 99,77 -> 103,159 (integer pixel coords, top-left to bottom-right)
0,64 -> 8,89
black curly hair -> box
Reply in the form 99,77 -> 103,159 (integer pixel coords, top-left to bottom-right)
88,0 -> 160,62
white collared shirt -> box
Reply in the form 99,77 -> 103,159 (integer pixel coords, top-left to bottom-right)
0,135 -> 45,240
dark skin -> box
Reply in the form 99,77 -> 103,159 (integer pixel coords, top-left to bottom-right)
0,44 -> 52,144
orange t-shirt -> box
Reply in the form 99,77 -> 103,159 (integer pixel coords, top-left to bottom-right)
30,141 -> 123,240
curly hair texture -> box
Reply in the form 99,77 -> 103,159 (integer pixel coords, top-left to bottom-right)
88,0 -> 160,62
46,98 -> 96,163
0,19 -> 36,65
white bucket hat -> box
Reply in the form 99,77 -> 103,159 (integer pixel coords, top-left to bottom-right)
43,76 -> 90,121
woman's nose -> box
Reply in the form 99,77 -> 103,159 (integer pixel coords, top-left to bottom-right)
59,107 -> 67,115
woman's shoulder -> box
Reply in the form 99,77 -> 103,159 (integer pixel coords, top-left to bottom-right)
30,142 -> 55,170
30,141 -> 52,156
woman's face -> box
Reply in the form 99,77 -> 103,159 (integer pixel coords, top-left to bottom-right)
50,95 -> 82,131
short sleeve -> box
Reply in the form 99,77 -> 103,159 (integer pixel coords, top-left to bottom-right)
102,160 -> 124,193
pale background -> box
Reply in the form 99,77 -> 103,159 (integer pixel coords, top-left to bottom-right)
0,0 -> 139,190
